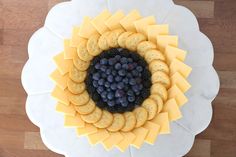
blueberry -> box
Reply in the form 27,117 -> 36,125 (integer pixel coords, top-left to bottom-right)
115,76 -> 122,82
107,88 -> 111,92
117,82 -> 125,89
101,65 -> 107,72
110,83 -> 117,90
106,68 -> 112,75
127,90 -> 134,96
129,78 -> 136,85
135,77 -> 142,84
132,85 -> 140,93
95,63 -> 101,70
112,70 -> 117,76
92,73 -> 100,80
98,78 -> 105,86
136,66 -> 143,72
131,70 -> 139,77
101,73 -> 107,78
127,58 -> 133,63
114,55 -> 121,61
120,57 -> 128,64
142,89 -> 150,99
107,92 -> 114,100
92,80 -> 98,88
100,58 -> 108,65
118,69 -> 126,76
105,81 -> 110,88
101,91 -> 107,99
127,73 -> 132,78
121,99 -> 128,107
133,62 -> 138,68
122,77 -> 129,84
107,100 -> 115,107
122,63 -> 128,70
108,58 -> 116,65
128,95 -> 135,102
127,63 -> 134,70
103,97 -> 108,102
107,75 -> 114,83
123,86 -> 129,91
115,63 -> 122,70
115,89 -> 124,98
97,86 -> 104,93
135,90 -> 140,96
139,84 -> 143,90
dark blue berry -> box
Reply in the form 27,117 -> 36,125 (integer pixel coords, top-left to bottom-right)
122,64 -> 128,70
115,63 -> 122,70
92,73 -> 100,80
106,68 -> 112,75
92,80 -> 98,88
115,89 -> 124,98
118,69 -> 126,76
101,65 -> 107,72
97,86 -> 104,93
108,58 -> 116,65
136,66 -> 143,72
98,78 -> 105,86
100,58 -> 108,65
127,90 -> 134,96
121,99 -> 128,107
105,81 -> 110,88
112,70 -> 117,76
114,55 -> 121,61
120,57 -> 128,64
131,70 -> 139,77
107,92 -> 114,100
107,75 -> 114,83
132,85 -> 140,93
129,78 -> 136,85
95,63 -> 101,70
111,83 -> 117,90
107,100 -> 115,107
127,73 -> 132,78
128,96 -> 135,102
135,77 -> 142,84
101,73 -> 107,78
117,82 -> 125,89
115,76 -> 122,82
101,91 -> 107,99
122,77 -> 129,84
139,84 -> 143,90
127,58 -> 133,63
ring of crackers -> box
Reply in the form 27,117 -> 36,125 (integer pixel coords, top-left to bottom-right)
50,10 -> 192,152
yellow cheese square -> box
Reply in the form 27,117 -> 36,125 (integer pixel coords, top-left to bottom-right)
70,27 -> 87,47
163,98 -> 182,121
87,129 -> 109,145
171,72 -> 191,93
105,10 -> 125,30
143,121 -> 160,145
168,85 -> 188,107
102,132 -> 123,150
91,10 -> 111,34
156,35 -> 178,52
53,52 -> 73,75
165,45 -> 186,64
51,86 -> 70,105
170,58 -> 192,78
76,123 -> 98,136
79,16 -> 99,38
56,102 -> 76,116
64,39 -> 77,59
116,132 -> 136,152
151,112 -> 170,134
134,16 -> 156,36
64,114 -> 85,128
120,10 -> 141,32
50,70 -> 68,90
147,24 -> 169,43
131,127 -> 148,149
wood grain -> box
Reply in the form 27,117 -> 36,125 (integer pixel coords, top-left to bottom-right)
0,0 -> 235,157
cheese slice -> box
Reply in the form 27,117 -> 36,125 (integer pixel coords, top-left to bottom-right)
156,35 -> 178,52
165,45 -> 186,64
91,10 -> 111,34
53,52 -> 73,75
102,132 -> 123,150
120,10 -> 141,32
171,72 -> 191,93
64,39 -> 77,59
143,121 -> 160,145
131,127 -> 148,149
134,16 -> 156,36
147,24 -> 169,43
168,85 -> 188,107
50,69 -> 68,90
70,27 -> 87,47
79,16 -> 99,38
55,102 -> 76,116
88,129 -> 109,145
51,86 -> 69,105
105,10 -> 125,30
170,58 -> 192,78
151,112 -> 170,134
76,123 -> 98,136
64,114 -> 85,128
163,98 -> 182,121
116,132 -> 136,152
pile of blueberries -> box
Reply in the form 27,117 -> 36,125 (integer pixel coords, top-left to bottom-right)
86,48 -> 152,113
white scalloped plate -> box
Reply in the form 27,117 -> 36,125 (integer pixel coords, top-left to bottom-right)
21,0 -> 220,157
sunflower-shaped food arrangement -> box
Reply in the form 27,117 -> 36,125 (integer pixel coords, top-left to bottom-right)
50,10 -> 192,152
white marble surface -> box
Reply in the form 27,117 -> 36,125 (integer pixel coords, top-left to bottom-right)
21,0 -> 220,157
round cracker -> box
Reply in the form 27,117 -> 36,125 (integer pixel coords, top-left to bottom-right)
118,31 -> 134,48
98,31 -> 110,50
121,112 -> 136,132
151,83 -> 168,101
67,79 -> 85,94
150,94 -> 163,113
151,71 -> 170,88
137,41 -> 156,56
87,34 -> 102,56
94,110 -> 113,128
133,107 -> 148,128
149,60 -> 169,74
142,98 -> 158,120
107,29 -> 125,48
126,33 -> 147,51
74,99 -> 96,115
144,49 -> 165,63
81,107 -> 102,123
73,55 -> 90,71
68,90 -> 89,106
107,113 -> 125,132
69,66 -> 87,83
77,40 -> 93,61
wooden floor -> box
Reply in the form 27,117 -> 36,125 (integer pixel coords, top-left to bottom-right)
0,0 -> 235,156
